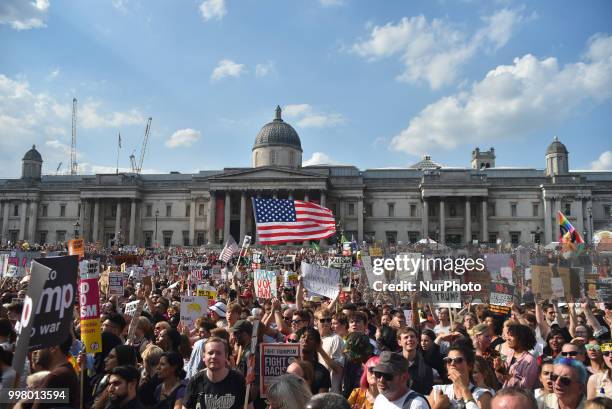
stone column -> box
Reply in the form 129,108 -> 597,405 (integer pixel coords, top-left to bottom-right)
439,199 -> 445,245
422,199 -> 429,239
93,200 -> 100,243
224,191 -> 231,242
129,199 -> 137,245
79,200 -> 85,240
357,197 -> 364,242
115,201 -> 122,242
29,201 -> 38,242
239,191 -> 246,243
481,199 -> 488,243
189,198 -> 196,246
320,190 -> 327,246
1,201 -> 8,244
18,201 -> 27,241
574,198 -> 584,238
208,192 -> 216,245
543,198 -> 552,244
464,199 -> 471,245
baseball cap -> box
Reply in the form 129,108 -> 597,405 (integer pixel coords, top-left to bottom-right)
229,319 -> 253,334
373,351 -> 409,375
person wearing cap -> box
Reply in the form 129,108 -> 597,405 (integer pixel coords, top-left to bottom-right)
209,302 -> 228,329
372,351 -> 429,409
229,319 -> 262,407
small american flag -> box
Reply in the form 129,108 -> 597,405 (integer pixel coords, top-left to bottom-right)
253,198 -> 336,245
219,236 -> 239,262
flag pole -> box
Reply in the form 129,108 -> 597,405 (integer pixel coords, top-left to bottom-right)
116,132 -> 121,174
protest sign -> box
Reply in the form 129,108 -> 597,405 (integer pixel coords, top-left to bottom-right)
12,255 -> 78,378
484,254 -> 510,278
283,270 -> 299,287
361,256 -> 377,286
254,270 -> 277,299
180,296 -> 208,327
500,267 -> 513,283
551,277 -> 565,299
490,282 -> 515,306
79,276 -> 102,353
68,239 -> 85,260
531,265 -> 552,298
300,262 -> 340,300
259,343 -> 301,397
423,280 -> 461,307
370,247 -> 383,257
196,284 -> 217,300
489,304 -> 511,315
108,272 -> 124,297
597,279 -> 612,303
395,253 -> 420,283
124,300 -> 141,317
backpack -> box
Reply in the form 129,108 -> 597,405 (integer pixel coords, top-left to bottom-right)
402,390 -> 431,409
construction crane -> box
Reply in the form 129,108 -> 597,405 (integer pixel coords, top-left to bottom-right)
70,98 -> 78,175
136,117 -> 152,174
56,162 -> 62,175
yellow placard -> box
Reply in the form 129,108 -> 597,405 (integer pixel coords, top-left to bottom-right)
80,318 -> 102,353
68,239 -> 85,260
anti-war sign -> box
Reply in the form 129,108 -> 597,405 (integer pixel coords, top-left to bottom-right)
180,296 -> 208,328
300,262 -> 339,300
254,270 -> 277,299
12,256 -> 78,377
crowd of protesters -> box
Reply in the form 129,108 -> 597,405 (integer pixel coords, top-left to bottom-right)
0,239 -> 610,409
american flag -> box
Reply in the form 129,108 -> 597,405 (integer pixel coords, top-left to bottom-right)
219,236 -> 239,262
253,198 -> 336,245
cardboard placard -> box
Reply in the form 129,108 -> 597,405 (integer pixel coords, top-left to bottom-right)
259,343 -> 301,398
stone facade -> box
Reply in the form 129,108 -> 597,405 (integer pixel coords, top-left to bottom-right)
1,113 -> 611,247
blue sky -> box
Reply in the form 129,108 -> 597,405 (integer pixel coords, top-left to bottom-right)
1,0 -> 611,178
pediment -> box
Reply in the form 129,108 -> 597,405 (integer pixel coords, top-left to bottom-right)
208,167 -> 328,181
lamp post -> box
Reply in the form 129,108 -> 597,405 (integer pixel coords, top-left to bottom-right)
587,206 -> 592,244
73,221 -> 80,239
155,209 -> 159,246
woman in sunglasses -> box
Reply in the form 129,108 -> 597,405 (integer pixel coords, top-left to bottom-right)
347,356 -> 379,409
427,343 -> 493,409
586,339 -> 607,376
587,342 -> 612,399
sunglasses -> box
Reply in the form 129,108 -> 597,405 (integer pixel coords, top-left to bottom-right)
373,371 -> 394,381
291,320 -> 304,324
443,357 -> 465,365
585,345 -> 601,351
561,351 -> 579,357
367,367 -> 376,374
603,351 -> 611,357
318,318 -> 332,323
551,374 -> 573,387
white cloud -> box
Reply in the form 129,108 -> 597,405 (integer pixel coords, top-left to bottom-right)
165,128 -> 201,148
210,59 -> 245,82
390,34 -> 612,156
591,151 -> 612,170
80,100 -> 145,129
282,104 -> 346,128
351,8 -> 523,89
0,0 -> 49,30
47,67 -> 60,80
112,0 -> 127,12
303,152 -> 341,166
199,0 -> 226,21
255,61 -> 274,78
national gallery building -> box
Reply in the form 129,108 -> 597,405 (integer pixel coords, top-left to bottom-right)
1,106 -> 611,247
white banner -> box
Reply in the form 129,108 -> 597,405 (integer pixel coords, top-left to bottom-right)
300,262 -> 340,300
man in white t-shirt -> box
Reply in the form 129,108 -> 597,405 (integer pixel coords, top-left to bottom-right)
373,351 -> 429,409
315,308 -> 344,393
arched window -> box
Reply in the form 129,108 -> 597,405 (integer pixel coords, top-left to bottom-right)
270,150 -> 277,165
290,151 -> 295,166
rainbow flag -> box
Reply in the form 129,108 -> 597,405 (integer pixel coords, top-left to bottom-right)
558,211 -> 584,249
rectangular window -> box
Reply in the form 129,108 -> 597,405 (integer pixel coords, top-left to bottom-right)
56,230 -> 66,242
39,231 -> 47,244
231,201 -> 240,216
388,203 -> 395,217
364,232 -> 375,244
41,205 -> 48,217
78,203 -> 81,218
60,205 -> 66,217
198,204 -> 205,217
605,205 -> 611,217
385,231 -> 397,245
348,203 -> 355,216
143,231 -> 153,248
163,231 -> 173,247
196,232 -> 206,246
111,206 -> 116,218
532,203 -> 539,217
510,231 -> 521,245
564,203 -> 571,216
183,231 -> 190,246
13,205 -> 19,217
365,203 -> 373,217
488,233 -> 497,244
330,203 -> 337,215
428,204 -> 435,217
146,205 -> 152,217
408,231 -> 419,243
185,204 -> 191,217
511,203 -> 517,217
488,202 -> 496,217
450,204 -> 457,217
166,204 -> 172,217
9,230 -> 18,243
410,204 -> 417,217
